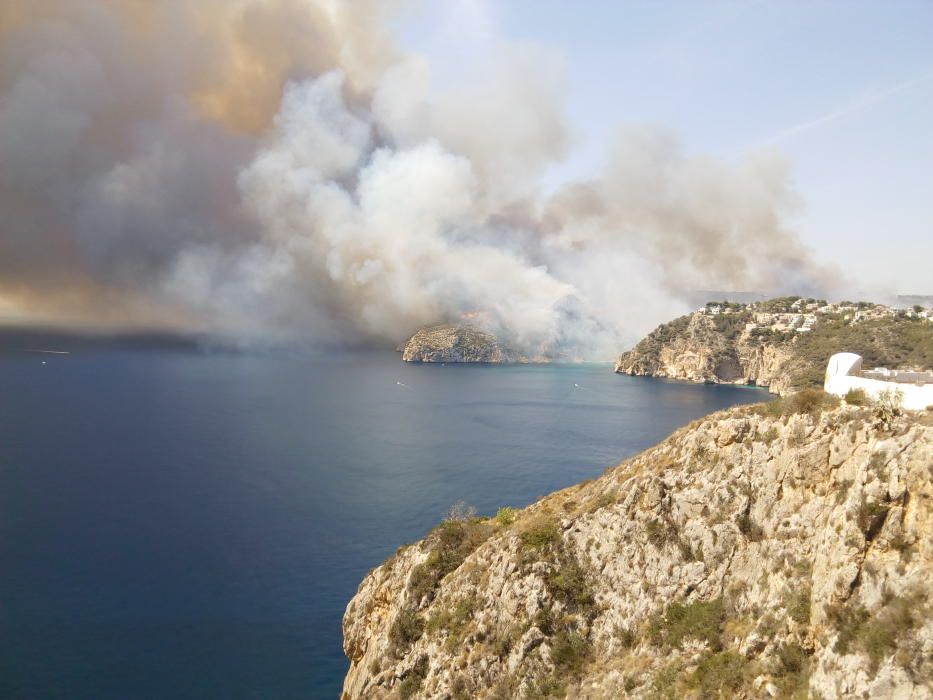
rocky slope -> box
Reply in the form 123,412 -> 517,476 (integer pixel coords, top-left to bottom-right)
401,325 -> 519,363
615,299 -> 933,395
342,400 -> 933,699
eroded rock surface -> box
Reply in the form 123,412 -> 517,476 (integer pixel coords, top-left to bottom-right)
343,404 -> 933,699
401,325 -> 518,363
614,310 -> 796,394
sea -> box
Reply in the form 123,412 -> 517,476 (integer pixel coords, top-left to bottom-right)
0,348 -> 767,698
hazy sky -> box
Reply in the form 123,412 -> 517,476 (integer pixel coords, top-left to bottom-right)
0,1 -> 929,352
399,0 -> 933,293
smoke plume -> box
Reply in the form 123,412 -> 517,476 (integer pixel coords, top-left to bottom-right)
0,1 -> 839,357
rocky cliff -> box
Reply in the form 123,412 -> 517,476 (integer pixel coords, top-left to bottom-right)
615,309 -> 796,394
401,325 -> 519,363
615,299 -> 933,395
342,400 -> 933,699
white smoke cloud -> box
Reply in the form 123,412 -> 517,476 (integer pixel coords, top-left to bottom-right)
0,0 -> 841,356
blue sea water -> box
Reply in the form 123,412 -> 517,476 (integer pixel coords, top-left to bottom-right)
0,350 -> 766,699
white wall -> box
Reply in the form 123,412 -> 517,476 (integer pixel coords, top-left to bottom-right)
824,352 -> 933,410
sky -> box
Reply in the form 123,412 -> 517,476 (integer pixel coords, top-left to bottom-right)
0,1 -> 929,355
399,0 -> 933,293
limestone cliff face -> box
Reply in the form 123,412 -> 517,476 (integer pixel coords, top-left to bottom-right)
342,405 -> 933,699
615,311 -> 795,394
401,325 -> 518,363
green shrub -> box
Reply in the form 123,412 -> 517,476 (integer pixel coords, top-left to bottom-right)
645,518 -> 671,547
525,674 -> 566,700
546,556 -> 596,615
787,388 -> 839,415
826,594 -> 923,672
489,675 -> 519,700
649,598 -> 724,650
408,517 -> 493,602
490,624 -> 522,659
398,655 -> 428,699
550,629 -> 591,676
615,625 -> 636,650
389,609 -> 424,658
875,389 -> 904,430
688,651 -> 749,698
651,660 -> 685,699
868,451 -> 888,473
773,642 -> 810,697
856,498 -> 889,540
519,517 -> 560,551
888,531 -> 914,561
712,311 -> 753,339
426,595 -> 475,647
757,398 -> 785,418
776,642 -> 807,674
495,506 -> 517,527
826,603 -> 869,655
737,509 -> 764,542
677,537 -> 697,561
844,388 -> 869,406
450,674 -> 474,700
757,296 -> 801,313
398,675 -> 420,699
860,595 -> 922,672
787,588 -> 811,625
761,427 -> 780,445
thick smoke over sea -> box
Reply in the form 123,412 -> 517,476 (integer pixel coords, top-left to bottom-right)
0,1 -> 838,358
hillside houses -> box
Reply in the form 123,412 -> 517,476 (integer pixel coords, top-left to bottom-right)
697,297 -> 931,340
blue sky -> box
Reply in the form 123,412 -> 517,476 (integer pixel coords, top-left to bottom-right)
397,1 -> 933,294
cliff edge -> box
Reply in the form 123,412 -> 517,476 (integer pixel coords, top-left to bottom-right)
342,399 -> 933,699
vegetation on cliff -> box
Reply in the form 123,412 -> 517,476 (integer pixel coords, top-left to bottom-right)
616,297 -> 933,393
342,393 -> 933,699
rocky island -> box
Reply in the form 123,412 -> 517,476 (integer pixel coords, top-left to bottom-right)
616,298 -> 933,395
401,324 -> 520,363
342,394 -> 932,699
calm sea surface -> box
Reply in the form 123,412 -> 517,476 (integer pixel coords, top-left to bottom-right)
0,349 -> 766,698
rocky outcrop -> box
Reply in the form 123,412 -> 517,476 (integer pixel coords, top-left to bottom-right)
615,310 -> 797,394
343,403 -> 933,699
401,325 -> 519,363
615,299 -> 933,396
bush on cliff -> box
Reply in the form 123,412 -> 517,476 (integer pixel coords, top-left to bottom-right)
755,388 -> 839,418
495,507 -> 517,527
389,609 -> 424,658
787,388 -> 840,415
518,515 -> 560,551
649,598 -> 724,651
408,514 -> 493,604
844,388 -> 869,406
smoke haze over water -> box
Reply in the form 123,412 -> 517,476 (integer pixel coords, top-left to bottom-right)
0,1 -> 840,358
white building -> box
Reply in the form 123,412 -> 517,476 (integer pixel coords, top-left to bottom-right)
824,352 -> 933,411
